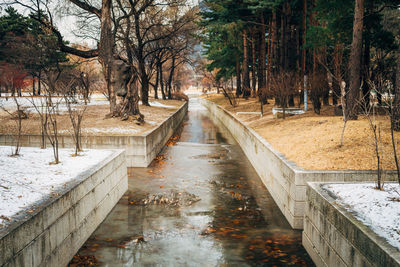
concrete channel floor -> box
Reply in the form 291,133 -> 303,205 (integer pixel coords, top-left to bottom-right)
71,97 -> 314,266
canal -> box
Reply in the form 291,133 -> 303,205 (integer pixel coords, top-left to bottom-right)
71,97 -> 314,266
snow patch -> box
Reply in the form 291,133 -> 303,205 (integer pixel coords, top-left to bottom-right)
272,108 -> 305,116
324,183 -> 400,250
59,127 -> 140,135
139,101 -> 175,109
0,94 -> 109,114
0,95 -> 175,114
0,146 -> 114,225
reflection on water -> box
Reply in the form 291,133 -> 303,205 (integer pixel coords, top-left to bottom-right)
71,97 -> 314,266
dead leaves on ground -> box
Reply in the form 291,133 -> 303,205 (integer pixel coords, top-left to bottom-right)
128,190 -> 200,206
69,254 -> 100,266
0,215 -> 11,221
166,135 -> 179,146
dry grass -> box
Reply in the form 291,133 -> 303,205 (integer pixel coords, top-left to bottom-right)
0,97 -> 184,136
204,94 -> 400,171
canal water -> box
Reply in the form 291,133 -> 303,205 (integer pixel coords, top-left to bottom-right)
71,97 -> 314,266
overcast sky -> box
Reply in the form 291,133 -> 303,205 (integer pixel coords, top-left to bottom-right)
5,0 -> 200,48
6,0 -> 98,48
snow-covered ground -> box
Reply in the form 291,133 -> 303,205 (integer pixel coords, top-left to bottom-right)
0,94 -> 175,114
59,126 -> 140,135
0,146 -> 114,226
272,107 -> 305,116
184,87 -> 204,96
324,183 -> 400,250
138,100 -> 175,109
0,94 -> 109,114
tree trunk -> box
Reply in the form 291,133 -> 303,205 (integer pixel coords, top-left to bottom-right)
139,59 -> 150,106
258,13 -> 267,103
271,11 -> 278,72
251,26 -> 257,96
32,76 -> 36,96
38,71 -> 41,95
236,58 -> 242,97
167,56 -> 175,99
119,73 -> 144,123
321,48 -> 330,106
242,29 -> 251,98
159,63 -> 166,100
346,0 -> 364,120
98,0 -> 117,115
288,95 -> 295,107
301,0 -> 307,106
393,47 -> 400,131
280,5 -> 287,70
332,78 -> 340,105
362,37 -> 370,103
154,63 -> 159,99
137,47 -> 150,106
141,72 -> 150,106
121,17 -> 142,118
333,43 -> 344,105
266,18 -> 272,93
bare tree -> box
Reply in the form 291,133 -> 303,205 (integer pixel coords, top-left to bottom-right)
270,71 -> 299,119
44,90 -> 62,164
29,95 -> 48,149
316,45 -> 350,146
41,70 -> 63,164
62,78 -> 87,156
113,0 -> 197,106
1,96 -> 26,156
359,92 -> 385,190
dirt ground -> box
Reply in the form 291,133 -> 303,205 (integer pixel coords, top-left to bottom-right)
0,96 -> 184,136
203,93 -> 400,171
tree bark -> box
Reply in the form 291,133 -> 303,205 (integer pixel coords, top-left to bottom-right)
393,47 -> 400,131
138,55 -> 150,106
258,13 -> 267,103
271,11 -> 278,72
251,26 -> 257,96
154,62 -> 159,99
362,36 -> 370,103
98,0 -> 117,115
300,0 -> 307,106
242,28 -> 251,98
167,56 -> 175,99
346,0 -> 364,120
159,62 -> 166,100
236,58 -> 242,97
333,43 -> 344,105
119,74 -> 143,123
32,76 -> 36,96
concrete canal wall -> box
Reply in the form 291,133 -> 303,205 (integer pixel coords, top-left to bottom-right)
303,182 -> 400,267
200,98 -> 396,229
0,150 -> 127,267
0,102 -> 188,168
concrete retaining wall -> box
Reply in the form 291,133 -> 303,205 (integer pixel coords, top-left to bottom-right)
200,98 -> 396,229
303,182 -> 400,267
0,150 -> 128,267
0,102 -> 188,167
